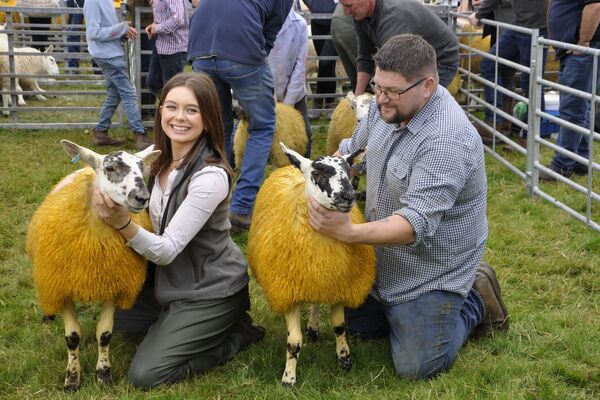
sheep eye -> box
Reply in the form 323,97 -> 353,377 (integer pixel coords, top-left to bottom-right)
105,166 -> 115,173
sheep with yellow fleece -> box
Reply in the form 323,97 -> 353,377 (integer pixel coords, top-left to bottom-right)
326,92 -> 373,155
233,102 -> 307,168
248,143 -> 375,386
27,140 -> 160,392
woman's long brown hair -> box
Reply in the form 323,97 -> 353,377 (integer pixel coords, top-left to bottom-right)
150,72 -> 233,177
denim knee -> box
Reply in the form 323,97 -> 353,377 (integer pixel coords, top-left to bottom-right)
391,351 -> 451,380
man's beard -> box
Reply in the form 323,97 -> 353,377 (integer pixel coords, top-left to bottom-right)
377,103 -> 416,125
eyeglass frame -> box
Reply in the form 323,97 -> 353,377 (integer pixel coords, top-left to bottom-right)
369,76 -> 429,100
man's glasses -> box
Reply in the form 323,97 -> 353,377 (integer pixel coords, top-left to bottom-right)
369,76 -> 429,100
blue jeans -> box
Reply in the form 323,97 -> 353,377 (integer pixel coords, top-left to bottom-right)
438,61 -> 459,89
346,290 -> 484,379
550,42 -> 600,173
147,50 -> 186,97
481,30 -> 547,123
94,56 -> 145,134
66,0 -> 84,69
192,58 -> 276,215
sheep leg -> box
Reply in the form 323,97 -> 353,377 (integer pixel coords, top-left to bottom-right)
306,303 -> 320,342
62,300 -> 82,392
95,299 -> 115,385
331,303 -> 352,371
30,80 -> 49,101
15,81 -> 26,105
282,304 -> 302,387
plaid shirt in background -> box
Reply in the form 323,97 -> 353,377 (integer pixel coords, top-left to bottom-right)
151,0 -> 189,55
340,85 -> 488,306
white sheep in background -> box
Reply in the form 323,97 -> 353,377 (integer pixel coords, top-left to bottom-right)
248,143 -> 376,386
326,91 -> 372,155
0,38 -> 60,116
27,140 -> 160,391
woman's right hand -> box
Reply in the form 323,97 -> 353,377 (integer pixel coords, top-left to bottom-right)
92,186 -> 130,229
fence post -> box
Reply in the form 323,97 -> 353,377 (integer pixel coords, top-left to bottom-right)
6,11 -> 17,123
525,28 -> 542,195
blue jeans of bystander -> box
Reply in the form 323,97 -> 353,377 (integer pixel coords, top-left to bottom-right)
94,56 -> 145,134
346,289 -> 484,379
550,42 -> 600,173
192,57 -> 276,216
481,29 -> 547,124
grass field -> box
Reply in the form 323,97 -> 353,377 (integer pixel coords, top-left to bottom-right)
0,117 -> 599,399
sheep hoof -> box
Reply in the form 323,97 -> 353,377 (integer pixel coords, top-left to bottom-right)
41,314 -> 56,323
338,355 -> 352,371
281,379 -> 295,388
306,327 -> 319,342
63,382 -> 79,392
63,372 -> 80,392
96,366 -> 113,385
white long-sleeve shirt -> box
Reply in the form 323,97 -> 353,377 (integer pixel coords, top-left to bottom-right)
127,166 -> 229,265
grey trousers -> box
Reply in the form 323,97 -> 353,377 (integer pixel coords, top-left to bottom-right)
114,273 -> 258,388
331,3 -> 358,92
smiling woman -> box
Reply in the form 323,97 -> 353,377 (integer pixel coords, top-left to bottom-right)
90,72 -> 265,389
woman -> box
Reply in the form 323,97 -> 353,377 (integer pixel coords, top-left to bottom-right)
92,72 -> 264,388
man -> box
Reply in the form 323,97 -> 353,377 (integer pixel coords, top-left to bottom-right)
187,0 -> 293,231
267,7 -> 313,157
338,0 -> 459,95
539,0 -> 600,181
469,0 -> 548,145
331,2 -> 359,92
308,34 -> 509,379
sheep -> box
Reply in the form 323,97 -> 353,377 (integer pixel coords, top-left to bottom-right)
0,39 -> 60,116
326,91 -> 372,155
26,140 -> 161,391
247,143 -> 376,386
233,102 -> 307,168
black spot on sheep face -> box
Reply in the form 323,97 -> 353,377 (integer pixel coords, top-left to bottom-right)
308,156 -> 355,213
97,151 -> 151,213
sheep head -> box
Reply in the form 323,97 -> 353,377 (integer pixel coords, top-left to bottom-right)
42,45 -> 59,76
346,91 -> 373,122
280,142 -> 367,213
61,140 -> 161,213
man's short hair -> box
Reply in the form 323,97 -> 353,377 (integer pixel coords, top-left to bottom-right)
374,34 -> 438,82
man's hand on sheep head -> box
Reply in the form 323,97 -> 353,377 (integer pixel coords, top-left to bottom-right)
280,142 -> 367,242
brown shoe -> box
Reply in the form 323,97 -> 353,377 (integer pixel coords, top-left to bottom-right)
134,132 -> 154,151
474,124 -> 499,145
472,262 -> 509,338
92,128 -> 127,146
229,212 -> 251,233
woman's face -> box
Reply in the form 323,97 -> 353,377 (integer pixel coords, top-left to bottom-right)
160,86 -> 205,147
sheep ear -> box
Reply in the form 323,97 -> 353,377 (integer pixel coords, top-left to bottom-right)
44,44 -> 54,53
280,142 -> 311,172
343,146 -> 367,166
346,91 -> 356,104
61,139 -> 102,170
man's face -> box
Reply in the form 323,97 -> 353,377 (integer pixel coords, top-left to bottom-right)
339,0 -> 374,20
373,67 -> 431,126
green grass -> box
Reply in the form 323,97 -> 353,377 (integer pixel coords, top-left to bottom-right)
1,118 -> 599,399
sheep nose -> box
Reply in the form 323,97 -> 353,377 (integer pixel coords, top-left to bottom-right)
134,194 -> 149,204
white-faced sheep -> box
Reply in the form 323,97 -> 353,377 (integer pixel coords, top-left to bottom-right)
247,143 -> 376,386
326,91 -> 372,155
233,102 -> 307,168
0,39 -> 60,116
27,140 -> 160,391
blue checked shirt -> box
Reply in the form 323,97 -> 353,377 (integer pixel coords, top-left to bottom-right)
339,85 -> 488,305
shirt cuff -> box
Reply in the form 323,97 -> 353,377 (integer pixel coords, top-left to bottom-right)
339,138 -> 352,155
395,208 -> 426,248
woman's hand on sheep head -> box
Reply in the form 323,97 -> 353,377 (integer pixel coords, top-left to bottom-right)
308,196 -> 355,243
92,186 -> 130,229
